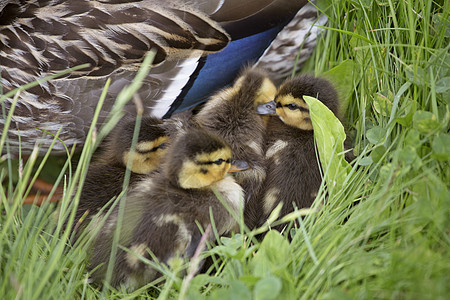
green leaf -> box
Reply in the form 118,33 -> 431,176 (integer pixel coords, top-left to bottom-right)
406,65 -> 427,86
412,111 -> 441,133
251,231 -> 291,275
254,276 -> 282,300
358,156 -> 373,166
435,77 -> 450,93
239,275 -> 261,286
371,145 -> 386,163
396,100 -> 415,127
412,172 -> 450,231
433,13 -> 450,37
366,126 -> 387,144
322,59 -> 357,114
431,134 -> 450,161
398,146 -> 421,169
188,274 -> 226,295
404,129 -> 422,149
210,280 -> 252,300
229,280 -> 252,300
349,30 -> 371,65
303,96 -> 350,191
373,91 -> 393,116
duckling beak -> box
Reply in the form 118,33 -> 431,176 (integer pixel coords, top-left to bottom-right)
228,160 -> 250,173
256,100 -> 277,115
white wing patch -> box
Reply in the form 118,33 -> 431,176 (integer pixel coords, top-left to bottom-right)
150,57 -> 201,118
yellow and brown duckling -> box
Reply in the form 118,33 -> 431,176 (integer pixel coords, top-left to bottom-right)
249,75 -> 340,230
193,67 -> 277,227
74,116 -> 169,228
89,128 -> 246,288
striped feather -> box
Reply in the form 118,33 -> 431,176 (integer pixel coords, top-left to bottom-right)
0,0 -> 229,154
255,2 -> 328,83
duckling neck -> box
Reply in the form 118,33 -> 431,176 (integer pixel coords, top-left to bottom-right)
211,175 -> 243,210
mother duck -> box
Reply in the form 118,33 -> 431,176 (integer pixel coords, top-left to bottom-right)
0,0 -> 326,154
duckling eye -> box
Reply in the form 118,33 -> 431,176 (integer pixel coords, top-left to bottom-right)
136,141 -> 167,154
286,103 -> 300,110
211,158 -> 231,165
158,142 -> 167,150
213,159 -> 224,165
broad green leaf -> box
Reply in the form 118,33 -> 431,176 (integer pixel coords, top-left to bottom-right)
432,13 -> 450,37
428,47 -> 450,79
221,234 -> 243,249
398,146 -> 422,169
373,91 -> 393,116
358,156 -> 373,166
349,30 -> 371,65
229,280 -> 252,300
251,231 -> 290,275
406,65 -> 427,86
239,275 -> 261,286
371,145 -> 386,163
412,173 -> 450,231
322,59 -> 357,114
431,134 -> 450,161
210,280 -> 251,300
404,129 -> 422,149
396,100 -> 415,127
303,96 -> 350,191
444,90 -> 450,105
254,276 -> 282,300
435,77 -> 450,93
188,274 -> 226,292
413,111 -> 441,133
366,126 -> 386,144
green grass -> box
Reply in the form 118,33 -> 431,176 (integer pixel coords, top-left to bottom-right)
1,0 -> 449,299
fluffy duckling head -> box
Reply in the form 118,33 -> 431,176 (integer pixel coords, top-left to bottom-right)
106,117 -> 169,174
232,67 -> 278,107
195,66 -> 277,121
164,129 -> 246,189
258,75 -> 339,130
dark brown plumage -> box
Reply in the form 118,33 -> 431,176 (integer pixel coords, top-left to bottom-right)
73,116 -> 168,231
193,67 -> 277,228
248,75 -> 340,231
89,128 -> 244,288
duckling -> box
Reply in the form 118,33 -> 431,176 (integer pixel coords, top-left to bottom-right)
89,128 -> 245,288
193,67 -> 277,227
74,116 -> 169,229
251,75 -> 339,230
0,0 -> 324,155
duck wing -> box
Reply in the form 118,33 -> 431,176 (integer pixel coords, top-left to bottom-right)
0,0 -> 229,153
